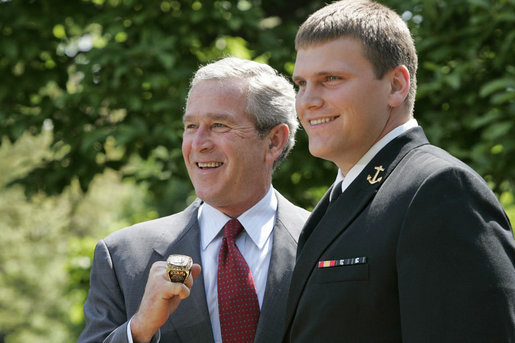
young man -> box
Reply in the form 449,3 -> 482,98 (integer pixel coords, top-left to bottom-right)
78,57 -> 310,343
284,1 -> 515,342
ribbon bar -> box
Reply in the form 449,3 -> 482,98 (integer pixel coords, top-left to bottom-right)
318,256 -> 367,268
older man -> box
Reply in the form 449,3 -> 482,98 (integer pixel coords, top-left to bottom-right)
79,57 -> 309,343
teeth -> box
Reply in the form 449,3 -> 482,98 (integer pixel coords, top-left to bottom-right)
310,117 -> 336,125
197,162 -> 223,168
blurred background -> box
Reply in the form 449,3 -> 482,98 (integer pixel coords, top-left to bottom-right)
0,0 -> 513,341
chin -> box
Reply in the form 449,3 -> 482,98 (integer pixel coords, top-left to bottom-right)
308,144 -> 329,160
194,188 -> 212,200
197,189 -> 226,203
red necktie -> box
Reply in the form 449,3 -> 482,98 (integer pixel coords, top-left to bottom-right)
217,218 -> 260,343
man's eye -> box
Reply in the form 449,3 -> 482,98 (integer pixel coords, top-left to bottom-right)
212,123 -> 231,132
184,124 -> 197,130
326,76 -> 339,81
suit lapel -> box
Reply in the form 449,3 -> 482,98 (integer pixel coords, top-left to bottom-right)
285,127 -> 429,330
297,191 -> 331,253
153,200 -> 215,343
254,193 -> 303,342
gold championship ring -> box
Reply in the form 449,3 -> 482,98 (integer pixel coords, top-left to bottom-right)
166,254 -> 193,283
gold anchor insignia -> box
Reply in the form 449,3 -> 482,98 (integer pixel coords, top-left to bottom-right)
367,165 -> 385,184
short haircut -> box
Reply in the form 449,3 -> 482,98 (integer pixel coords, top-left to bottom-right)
187,57 -> 298,170
296,0 -> 418,113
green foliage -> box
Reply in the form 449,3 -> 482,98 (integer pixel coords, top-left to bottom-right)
386,0 -> 515,197
0,0 -> 514,340
0,131 -> 154,342
0,132 -> 74,342
2,0 -> 513,214
0,0 -> 337,213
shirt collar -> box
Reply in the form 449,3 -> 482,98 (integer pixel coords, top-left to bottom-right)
334,118 -> 419,190
199,186 -> 277,250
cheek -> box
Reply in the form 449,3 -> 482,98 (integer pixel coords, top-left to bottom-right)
240,144 -> 265,166
295,97 -> 305,115
295,110 -> 308,127
181,140 -> 191,161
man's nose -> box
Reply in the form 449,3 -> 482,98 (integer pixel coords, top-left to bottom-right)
191,126 -> 214,151
297,84 -> 324,110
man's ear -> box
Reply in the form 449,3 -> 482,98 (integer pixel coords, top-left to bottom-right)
265,123 -> 289,163
388,65 -> 410,108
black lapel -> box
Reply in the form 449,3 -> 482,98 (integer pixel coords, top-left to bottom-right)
297,190 -> 331,254
284,127 -> 429,331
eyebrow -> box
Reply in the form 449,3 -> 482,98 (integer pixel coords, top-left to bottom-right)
292,75 -> 303,82
292,71 -> 345,82
183,112 -> 234,123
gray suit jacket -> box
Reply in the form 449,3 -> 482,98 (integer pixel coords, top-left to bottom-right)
79,190 -> 309,343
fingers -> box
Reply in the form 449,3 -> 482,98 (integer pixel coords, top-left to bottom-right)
183,273 -> 194,289
173,263 -> 202,300
154,261 -> 201,300
191,263 -> 202,279
138,259 -> 201,312
131,259 -> 201,340
183,264 -> 202,289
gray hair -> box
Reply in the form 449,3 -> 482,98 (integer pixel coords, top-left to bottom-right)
187,57 -> 298,170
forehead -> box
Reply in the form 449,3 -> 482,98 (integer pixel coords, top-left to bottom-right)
184,79 -> 248,120
293,37 -> 370,77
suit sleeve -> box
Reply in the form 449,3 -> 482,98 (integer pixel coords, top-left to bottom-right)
78,240 -> 160,343
396,166 -> 515,341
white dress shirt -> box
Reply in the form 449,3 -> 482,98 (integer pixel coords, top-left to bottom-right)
127,187 -> 277,343
200,186 -> 277,343
333,119 -> 419,193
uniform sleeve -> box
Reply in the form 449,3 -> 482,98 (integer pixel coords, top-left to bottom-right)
397,166 -> 515,341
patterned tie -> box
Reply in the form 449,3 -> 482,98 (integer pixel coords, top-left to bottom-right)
218,218 -> 260,343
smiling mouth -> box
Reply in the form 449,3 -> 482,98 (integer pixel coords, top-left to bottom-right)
309,116 -> 339,125
197,162 -> 224,169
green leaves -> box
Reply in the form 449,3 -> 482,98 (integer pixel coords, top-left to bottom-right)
398,0 -> 515,195
0,0 -> 514,341
480,76 -> 515,105
1,0 -> 513,204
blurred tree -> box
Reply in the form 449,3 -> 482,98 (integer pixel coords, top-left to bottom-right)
0,0 -> 339,214
0,130 -> 154,342
395,0 -> 515,196
0,131 -> 74,342
386,0 -> 515,223
0,0 -> 514,341
1,0 -> 513,216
